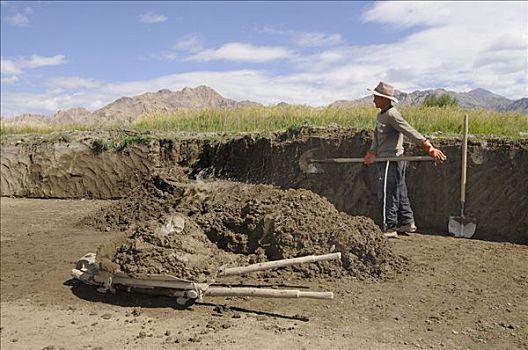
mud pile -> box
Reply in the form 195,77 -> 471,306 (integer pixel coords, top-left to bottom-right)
88,175 -> 404,281
96,218 -> 241,283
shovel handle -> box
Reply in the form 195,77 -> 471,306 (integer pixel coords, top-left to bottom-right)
460,114 -> 468,216
310,156 -> 434,164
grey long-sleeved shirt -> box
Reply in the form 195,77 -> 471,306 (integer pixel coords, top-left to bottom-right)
369,106 -> 426,157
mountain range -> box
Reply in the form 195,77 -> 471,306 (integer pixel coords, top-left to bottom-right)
330,88 -> 528,113
2,85 -> 526,127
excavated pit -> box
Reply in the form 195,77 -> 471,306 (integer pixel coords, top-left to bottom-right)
1,128 -> 527,244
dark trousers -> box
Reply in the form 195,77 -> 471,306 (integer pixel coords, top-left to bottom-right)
376,161 -> 415,231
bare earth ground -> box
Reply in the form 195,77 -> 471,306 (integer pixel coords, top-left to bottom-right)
1,198 -> 527,350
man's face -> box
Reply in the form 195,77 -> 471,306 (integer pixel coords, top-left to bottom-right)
373,95 -> 389,109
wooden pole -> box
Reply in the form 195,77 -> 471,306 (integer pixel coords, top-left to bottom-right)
218,252 -> 341,277
205,287 -> 334,300
312,156 -> 434,163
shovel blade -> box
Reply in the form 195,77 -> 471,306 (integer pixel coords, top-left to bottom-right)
448,216 -> 477,238
305,163 -> 325,174
299,148 -> 325,174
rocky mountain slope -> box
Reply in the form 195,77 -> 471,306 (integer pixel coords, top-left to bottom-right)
92,86 -> 242,125
499,97 -> 528,113
1,86 -> 264,127
51,108 -> 93,125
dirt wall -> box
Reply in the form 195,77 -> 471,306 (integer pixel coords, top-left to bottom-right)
1,132 -> 205,199
196,129 -> 528,244
1,129 -> 526,243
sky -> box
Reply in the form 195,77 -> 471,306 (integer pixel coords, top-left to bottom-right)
1,1 -> 527,117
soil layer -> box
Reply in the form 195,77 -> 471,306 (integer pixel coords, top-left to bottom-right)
2,129 -> 527,244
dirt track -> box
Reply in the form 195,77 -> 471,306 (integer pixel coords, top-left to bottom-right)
1,198 -> 526,350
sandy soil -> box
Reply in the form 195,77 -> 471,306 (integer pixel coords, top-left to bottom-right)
1,198 -> 527,350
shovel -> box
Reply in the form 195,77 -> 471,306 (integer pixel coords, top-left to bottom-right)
299,147 -> 435,174
449,114 -> 477,238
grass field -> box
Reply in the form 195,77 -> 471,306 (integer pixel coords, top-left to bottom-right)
2,105 -> 527,139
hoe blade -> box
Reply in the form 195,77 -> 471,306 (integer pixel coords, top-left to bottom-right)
448,216 -> 477,238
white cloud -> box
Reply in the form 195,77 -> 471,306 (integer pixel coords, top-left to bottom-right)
362,1 -> 451,29
254,24 -> 283,35
1,75 -> 18,84
2,54 -> 66,72
292,49 -> 348,73
174,34 -> 204,53
294,32 -> 343,47
1,54 -> 67,86
150,51 -> 179,61
188,42 -> 294,62
1,58 -> 22,75
47,76 -> 101,90
356,1 -> 528,98
149,34 -> 204,62
25,54 -> 66,68
486,34 -> 528,52
138,12 -> 167,24
256,25 -> 343,48
1,92 -> 62,116
4,12 -> 30,27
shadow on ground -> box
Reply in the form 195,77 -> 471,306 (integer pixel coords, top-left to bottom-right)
65,278 -> 310,321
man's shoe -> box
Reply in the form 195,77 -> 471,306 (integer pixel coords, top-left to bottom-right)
383,230 -> 398,238
397,222 -> 417,234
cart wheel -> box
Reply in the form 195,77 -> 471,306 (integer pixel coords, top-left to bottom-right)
176,297 -> 196,308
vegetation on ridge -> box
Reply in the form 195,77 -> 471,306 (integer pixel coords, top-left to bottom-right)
1,105 -> 527,139
134,105 -> 527,138
422,95 -> 459,108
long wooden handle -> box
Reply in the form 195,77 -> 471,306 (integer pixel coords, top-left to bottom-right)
218,253 -> 341,277
205,287 -> 334,300
310,156 -> 434,164
460,114 -> 469,217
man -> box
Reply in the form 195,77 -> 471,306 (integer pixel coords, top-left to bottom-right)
363,81 -> 446,238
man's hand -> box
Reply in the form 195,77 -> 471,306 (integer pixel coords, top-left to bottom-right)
363,150 -> 376,166
422,140 -> 446,164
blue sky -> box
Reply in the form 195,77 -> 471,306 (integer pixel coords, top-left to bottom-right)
1,1 -> 527,116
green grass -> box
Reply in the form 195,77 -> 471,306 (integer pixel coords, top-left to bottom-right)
2,105 -> 527,139
134,105 -> 528,139
114,135 -> 153,151
0,124 -> 92,135
88,135 -> 153,153
394,106 -> 528,138
133,105 -> 377,133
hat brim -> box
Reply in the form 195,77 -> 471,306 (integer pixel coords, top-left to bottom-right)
368,89 -> 399,103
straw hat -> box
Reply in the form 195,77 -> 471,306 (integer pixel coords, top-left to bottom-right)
368,81 -> 399,103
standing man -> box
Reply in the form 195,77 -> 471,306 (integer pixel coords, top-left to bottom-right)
363,81 -> 446,238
